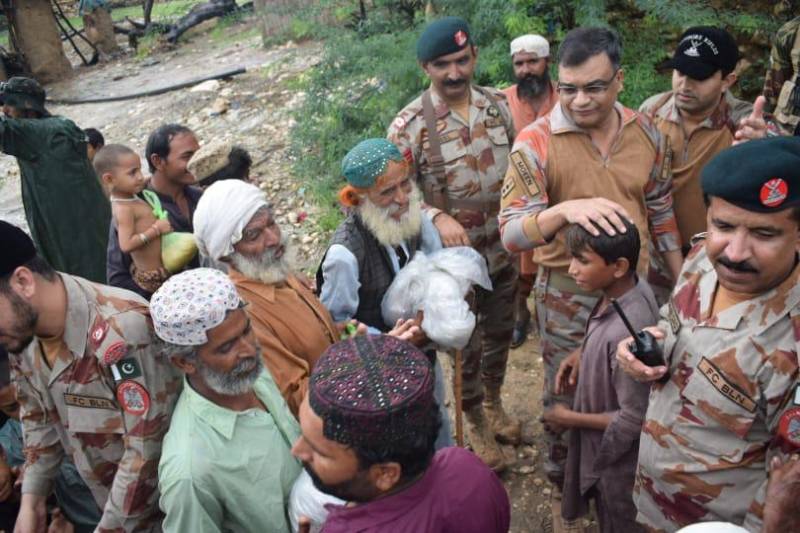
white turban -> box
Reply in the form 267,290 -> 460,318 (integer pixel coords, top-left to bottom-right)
193,180 -> 268,261
510,34 -> 549,58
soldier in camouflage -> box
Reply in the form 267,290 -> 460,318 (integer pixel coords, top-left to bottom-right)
0,221 -> 181,532
763,15 -> 800,134
617,137 -> 800,531
387,16 -> 519,471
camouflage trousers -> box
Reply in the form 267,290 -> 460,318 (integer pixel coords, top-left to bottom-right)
452,264 -> 518,409
535,267 -> 600,484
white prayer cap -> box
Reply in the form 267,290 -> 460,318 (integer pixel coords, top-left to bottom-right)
193,179 -> 268,261
150,268 -> 241,346
510,34 -> 549,58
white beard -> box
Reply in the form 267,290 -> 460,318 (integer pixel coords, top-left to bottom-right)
230,238 -> 296,285
358,186 -> 423,247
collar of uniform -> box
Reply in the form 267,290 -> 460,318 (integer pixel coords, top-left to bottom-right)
61,273 -> 90,357
691,249 -> 800,333
183,372 -> 273,440
656,91 -> 734,130
549,101 -> 637,135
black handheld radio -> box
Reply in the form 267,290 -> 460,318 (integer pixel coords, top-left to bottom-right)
610,299 -> 669,383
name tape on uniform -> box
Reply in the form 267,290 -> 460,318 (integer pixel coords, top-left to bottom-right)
509,151 -> 540,198
697,357 -> 756,413
64,393 -> 117,410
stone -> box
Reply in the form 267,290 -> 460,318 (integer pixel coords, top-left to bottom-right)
190,79 -> 221,92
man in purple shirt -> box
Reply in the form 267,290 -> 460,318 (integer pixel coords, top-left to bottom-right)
291,335 -> 510,533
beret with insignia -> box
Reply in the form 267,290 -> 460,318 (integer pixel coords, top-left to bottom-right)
701,137 -> 800,213
417,17 -> 472,63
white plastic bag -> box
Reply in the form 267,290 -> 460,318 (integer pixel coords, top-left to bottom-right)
288,470 -> 344,533
381,247 -> 491,349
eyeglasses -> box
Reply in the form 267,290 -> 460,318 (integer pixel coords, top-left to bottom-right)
557,69 -> 619,98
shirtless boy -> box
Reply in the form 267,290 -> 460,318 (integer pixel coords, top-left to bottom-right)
94,144 -> 172,292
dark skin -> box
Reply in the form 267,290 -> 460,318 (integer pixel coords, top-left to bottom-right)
148,132 -> 200,221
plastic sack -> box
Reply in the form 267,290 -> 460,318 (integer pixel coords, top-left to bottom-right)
381,246 -> 491,350
142,190 -> 198,273
288,470 -> 344,533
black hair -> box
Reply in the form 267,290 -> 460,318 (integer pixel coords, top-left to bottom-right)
84,128 -> 105,149
145,124 -> 193,173
350,404 -> 441,481
0,256 -> 57,294
558,27 -> 622,71
198,146 -> 253,187
566,217 -> 640,271
93,144 -> 137,177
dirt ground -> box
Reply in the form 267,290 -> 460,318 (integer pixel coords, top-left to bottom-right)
0,16 -> 563,532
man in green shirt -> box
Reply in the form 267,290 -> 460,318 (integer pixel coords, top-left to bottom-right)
151,268 -> 302,533
0,77 -> 110,283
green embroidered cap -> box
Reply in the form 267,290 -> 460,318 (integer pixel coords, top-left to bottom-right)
341,138 -> 404,188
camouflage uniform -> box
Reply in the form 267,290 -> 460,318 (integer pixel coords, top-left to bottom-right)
763,16 -> 800,134
635,239 -> 800,531
499,102 -> 680,482
10,273 -> 181,532
387,85 -> 517,408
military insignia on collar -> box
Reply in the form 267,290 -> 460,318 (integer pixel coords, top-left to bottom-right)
487,106 -> 499,118
89,318 -> 109,350
116,380 -> 150,416
102,341 -> 127,366
760,178 -> 788,208
454,30 -> 468,47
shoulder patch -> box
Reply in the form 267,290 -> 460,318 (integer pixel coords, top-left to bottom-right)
102,341 -> 128,366
392,116 -> 407,130
88,316 -> 110,350
508,151 -> 541,198
116,380 -> 150,416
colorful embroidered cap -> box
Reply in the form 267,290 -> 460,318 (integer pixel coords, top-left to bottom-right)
701,136 -> 800,213
309,335 -> 436,449
187,140 -> 233,183
417,16 -> 472,63
341,139 -> 404,189
0,221 -> 37,277
150,268 -> 241,346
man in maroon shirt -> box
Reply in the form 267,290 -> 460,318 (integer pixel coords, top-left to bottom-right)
291,335 -> 510,533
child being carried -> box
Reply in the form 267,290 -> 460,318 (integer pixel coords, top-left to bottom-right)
94,144 -> 172,293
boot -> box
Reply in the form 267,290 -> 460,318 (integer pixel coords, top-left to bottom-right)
510,289 -> 532,349
483,385 -> 522,445
465,404 -> 506,472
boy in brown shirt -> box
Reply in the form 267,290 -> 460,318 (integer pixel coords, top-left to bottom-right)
94,145 -> 172,292
543,217 -> 657,533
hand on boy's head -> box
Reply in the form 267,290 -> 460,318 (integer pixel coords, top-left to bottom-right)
559,198 -> 633,237
616,327 -> 667,382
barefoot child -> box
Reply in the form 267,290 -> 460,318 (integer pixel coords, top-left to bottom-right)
94,144 -> 172,293
543,218 -> 657,533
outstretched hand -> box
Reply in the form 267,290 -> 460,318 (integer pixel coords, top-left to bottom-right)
733,95 -> 768,144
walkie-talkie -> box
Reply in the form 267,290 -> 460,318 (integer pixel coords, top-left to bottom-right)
610,299 -> 669,383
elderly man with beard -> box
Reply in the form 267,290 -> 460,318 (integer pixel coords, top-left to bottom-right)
192,180 -> 420,417
292,335 -> 510,533
0,221 -> 180,532
501,34 -> 559,348
317,138 -> 452,449
151,268 -> 302,533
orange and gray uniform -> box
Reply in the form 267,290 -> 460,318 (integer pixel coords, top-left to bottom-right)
10,274 -> 181,532
501,81 -> 559,281
635,239 -> 800,531
498,101 -> 680,482
640,90 -> 751,248
388,85 -> 517,408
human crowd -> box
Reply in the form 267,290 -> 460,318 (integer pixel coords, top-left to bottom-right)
0,11 -> 799,533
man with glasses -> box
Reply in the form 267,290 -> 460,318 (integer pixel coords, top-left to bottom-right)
498,26 -> 682,530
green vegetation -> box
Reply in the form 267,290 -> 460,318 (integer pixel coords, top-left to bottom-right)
285,0 -> 794,227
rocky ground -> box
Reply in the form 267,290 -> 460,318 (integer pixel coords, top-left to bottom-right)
0,16 -> 587,533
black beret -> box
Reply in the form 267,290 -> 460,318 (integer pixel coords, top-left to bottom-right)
417,16 -> 472,63
0,221 -> 36,277
701,136 -> 800,213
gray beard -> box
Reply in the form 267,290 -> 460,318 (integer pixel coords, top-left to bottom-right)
196,350 -> 263,396
230,242 -> 295,285
358,187 -> 423,247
